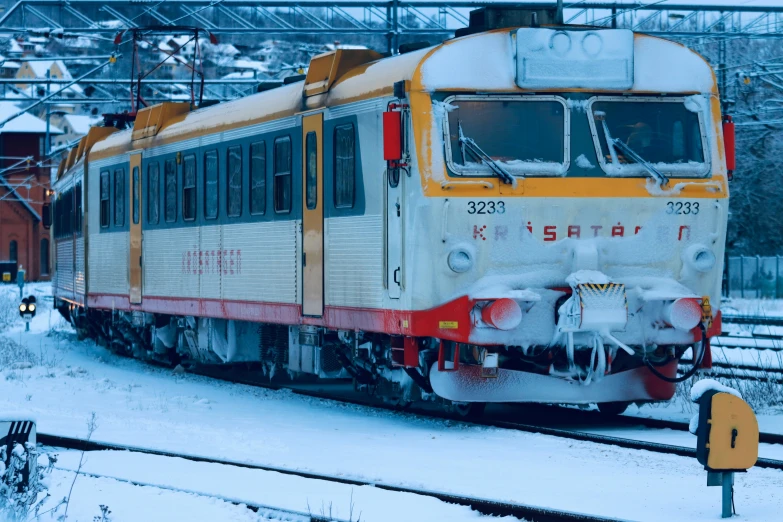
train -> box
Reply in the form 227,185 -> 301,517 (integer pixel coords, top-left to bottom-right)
49,8 -> 730,416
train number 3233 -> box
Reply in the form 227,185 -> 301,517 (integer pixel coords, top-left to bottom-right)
467,201 -> 506,214
666,201 -> 700,215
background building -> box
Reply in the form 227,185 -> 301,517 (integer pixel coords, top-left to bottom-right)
0,101 -> 62,281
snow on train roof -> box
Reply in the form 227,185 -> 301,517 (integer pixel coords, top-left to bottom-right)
91,47 -> 431,156
91,29 -> 714,157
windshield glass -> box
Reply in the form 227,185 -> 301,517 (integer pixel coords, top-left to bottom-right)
445,97 -> 567,176
590,98 -> 706,177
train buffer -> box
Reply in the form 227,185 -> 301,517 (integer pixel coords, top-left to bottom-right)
692,380 -> 759,518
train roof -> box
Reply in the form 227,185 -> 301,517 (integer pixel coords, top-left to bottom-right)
87,28 -> 715,161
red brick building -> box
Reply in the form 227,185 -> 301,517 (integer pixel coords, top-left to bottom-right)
0,102 -> 62,281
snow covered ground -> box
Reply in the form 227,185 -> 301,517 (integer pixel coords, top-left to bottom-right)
723,297 -> 783,318
2,283 -> 783,521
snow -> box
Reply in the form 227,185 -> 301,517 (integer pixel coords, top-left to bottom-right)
0,102 -> 63,134
690,379 -> 743,402
632,35 -> 715,93
575,154 -> 595,170
566,270 -> 611,286
62,114 -> 101,136
39,468 -> 271,522
644,178 -> 722,196
52,449 -> 506,522
3,284 -> 783,521
421,32 -> 513,91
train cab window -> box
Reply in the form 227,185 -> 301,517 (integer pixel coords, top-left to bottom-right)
305,132 -> 317,210
250,141 -> 266,215
227,146 -> 242,217
334,124 -> 355,209
132,166 -> 140,225
273,136 -> 291,213
164,159 -> 177,223
183,154 -> 197,221
113,168 -> 124,227
74,182 -> 82,235
148,162 -> 160,225
204,150 -> 218,220
100,171 -> 110,228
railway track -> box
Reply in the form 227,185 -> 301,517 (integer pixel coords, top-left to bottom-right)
39,433 -> 627,522
192,367 -> 783,465
52,462 -> 343,522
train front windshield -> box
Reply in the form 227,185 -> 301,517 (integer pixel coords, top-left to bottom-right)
590,98 -> 707,177
445,97 -> 567,176
442,95 -> 710,179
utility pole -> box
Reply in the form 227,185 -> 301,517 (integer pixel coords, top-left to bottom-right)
44,70 -> 50,157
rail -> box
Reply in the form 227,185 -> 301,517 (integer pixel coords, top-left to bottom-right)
39,433 -> 627,522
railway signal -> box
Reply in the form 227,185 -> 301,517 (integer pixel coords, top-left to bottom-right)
694,383 -> 759,518
19,296 -> 36,331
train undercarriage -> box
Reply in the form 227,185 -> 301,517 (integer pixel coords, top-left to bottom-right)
56,299 -> 699,417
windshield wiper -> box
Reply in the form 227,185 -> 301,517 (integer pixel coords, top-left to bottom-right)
593,111 -> 669,187
458,121 -> 517,187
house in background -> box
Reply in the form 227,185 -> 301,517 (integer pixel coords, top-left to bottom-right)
15,59 -> 84,98
0,102 -> 62,281
50,113 -> 101,149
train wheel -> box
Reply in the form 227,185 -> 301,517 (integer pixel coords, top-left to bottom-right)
596,401 -> 631,415
451,402 -> 487,419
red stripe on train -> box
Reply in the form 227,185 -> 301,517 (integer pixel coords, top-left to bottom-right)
85,293 -> 477,341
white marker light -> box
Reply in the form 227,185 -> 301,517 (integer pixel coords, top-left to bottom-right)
692,248 -> 716,272
447,249 -> 473,273
664,298 -> 703,331
19,304 -> 26,312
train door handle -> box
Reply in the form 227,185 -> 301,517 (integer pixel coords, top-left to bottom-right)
393,267 -> 400,285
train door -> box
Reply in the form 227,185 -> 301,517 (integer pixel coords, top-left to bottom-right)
302,113 -> 324,316
386,167 -> 402,299
129,151 -> 143,304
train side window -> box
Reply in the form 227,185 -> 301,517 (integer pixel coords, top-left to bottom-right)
273,136 -> 291,213
183,154 -> 197,221
100,171 -> 109,228
250,141 -> 266,215
114,168 -> 124,227
334,123 -> 355,209
227,146 -> 242,218
305,132 -> 317,210
148,162 -> 160,225
132,166 -> 140,225
164,159 -> 177,223
74,182 -> 82,235
204,149 -> 218,220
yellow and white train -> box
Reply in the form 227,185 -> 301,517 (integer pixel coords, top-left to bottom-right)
51,10 -> 730,414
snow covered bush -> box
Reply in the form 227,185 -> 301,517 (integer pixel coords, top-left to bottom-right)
677,373 -> 783,413
0,442 -> 57,521
0,289 -> 19,331
0,338 -> 34,372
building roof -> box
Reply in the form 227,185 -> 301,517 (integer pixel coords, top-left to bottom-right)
0,102 -> 63,134
62,114 -> 101,136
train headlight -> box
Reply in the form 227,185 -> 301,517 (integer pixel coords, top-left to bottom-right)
447,249 -> 473,273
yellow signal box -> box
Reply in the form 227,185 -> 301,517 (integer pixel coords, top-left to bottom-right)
695,389 -> 759,518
